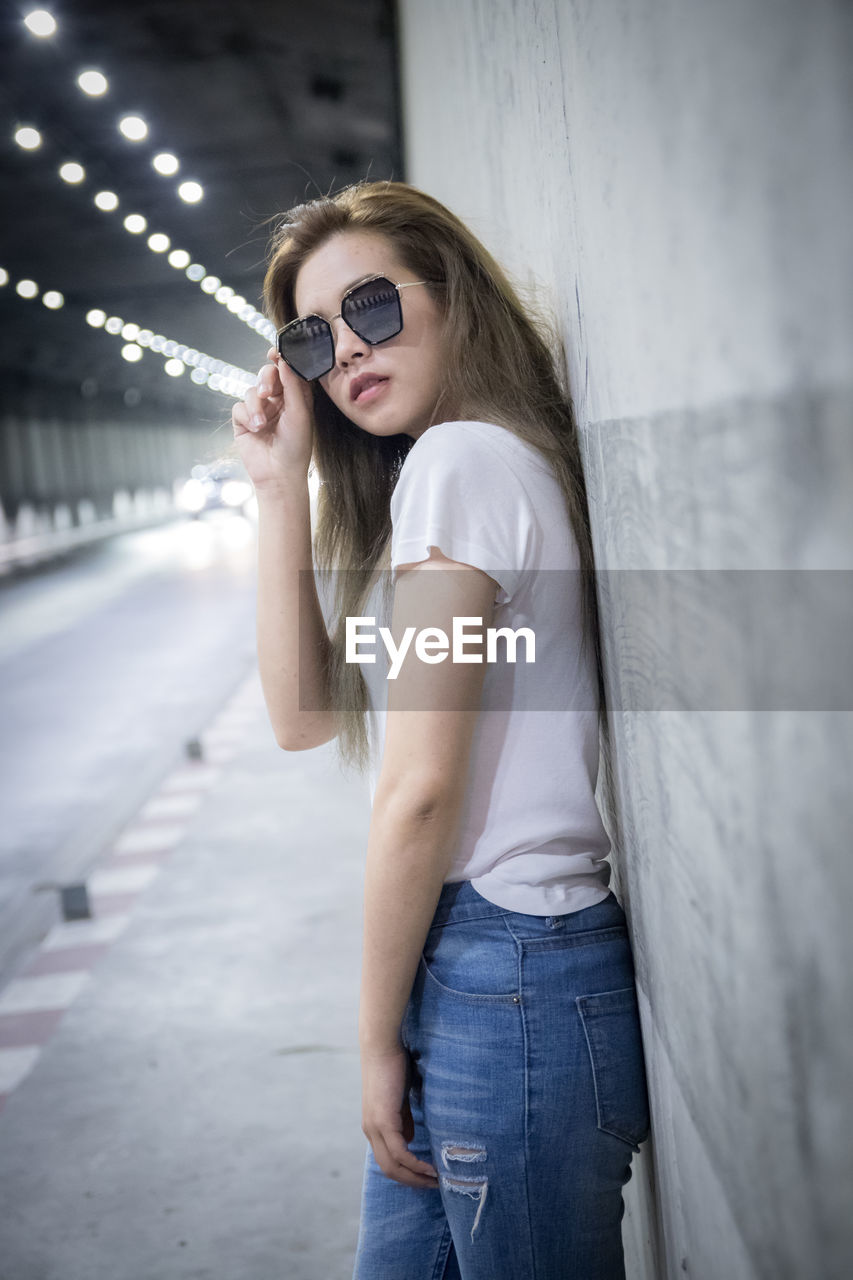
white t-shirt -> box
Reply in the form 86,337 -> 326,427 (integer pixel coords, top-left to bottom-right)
360,419 -> 612,916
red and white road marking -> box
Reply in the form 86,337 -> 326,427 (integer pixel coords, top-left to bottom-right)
0,673 -> 264,1114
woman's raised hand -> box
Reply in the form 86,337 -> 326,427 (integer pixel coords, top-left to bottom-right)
232,348 -> 316,490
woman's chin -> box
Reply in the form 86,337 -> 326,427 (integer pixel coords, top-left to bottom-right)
348,407 -> 414,439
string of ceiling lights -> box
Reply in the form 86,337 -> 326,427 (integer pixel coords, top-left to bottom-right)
10,105 -> 275,345
2,259 -> 256,398
3,8 -> 275,400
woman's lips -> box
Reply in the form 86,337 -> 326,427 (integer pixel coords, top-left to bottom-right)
353,376 -> 389,404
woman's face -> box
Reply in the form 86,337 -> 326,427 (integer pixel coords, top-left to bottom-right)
292,230 -> 446,441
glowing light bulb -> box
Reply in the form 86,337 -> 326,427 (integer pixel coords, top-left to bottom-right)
94,190 -> 119,211
147,233 -> 170,253
86,309 -> 107,327
122,343 -> 143,363
177,181 -> 203,204
123,214 -> 147,234
152,153 -> 179,175
42,290 -> 64,309
16,280 -> 39,298
77,70 -> 108,96
59,161 -> 86,184
168,249 -> 191,269
164,359 -> 184,377
24,10 -> 57,37
119,115 -> 148,142
14,126 -> 42,150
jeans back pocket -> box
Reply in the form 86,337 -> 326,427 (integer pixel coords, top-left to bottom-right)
576,985 -> 651,1151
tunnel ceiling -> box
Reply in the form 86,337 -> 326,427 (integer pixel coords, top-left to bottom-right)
0,0 -> 402,424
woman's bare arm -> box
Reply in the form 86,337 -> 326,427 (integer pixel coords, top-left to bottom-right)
255,484 -> 337,750
357,551 -> 497,1187
358,551 -> 497,1049
234,350 -> 337,751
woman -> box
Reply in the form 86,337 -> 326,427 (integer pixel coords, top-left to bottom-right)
232,181 -> 651,1279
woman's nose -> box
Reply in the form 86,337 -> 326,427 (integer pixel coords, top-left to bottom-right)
330,316 -> 369,367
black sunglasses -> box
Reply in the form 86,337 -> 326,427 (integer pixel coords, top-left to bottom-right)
276,274 -> 429,381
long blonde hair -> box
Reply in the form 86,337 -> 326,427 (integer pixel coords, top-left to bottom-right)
263,181 -> 605,776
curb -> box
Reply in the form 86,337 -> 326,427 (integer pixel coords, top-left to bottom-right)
0,672 -> 263,1114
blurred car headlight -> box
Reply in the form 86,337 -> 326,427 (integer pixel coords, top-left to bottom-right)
221,479 -> 253,508
179,478 -> 207,513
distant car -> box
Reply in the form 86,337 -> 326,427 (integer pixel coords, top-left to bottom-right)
177,460 -> 254,517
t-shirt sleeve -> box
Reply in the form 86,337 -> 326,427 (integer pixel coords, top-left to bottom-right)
389,423 -> 535,605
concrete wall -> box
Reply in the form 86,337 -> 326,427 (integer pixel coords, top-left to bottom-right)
397,2 -> 853,1277
0,396 -> 227,522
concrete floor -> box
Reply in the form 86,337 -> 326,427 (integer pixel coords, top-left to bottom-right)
0,673 -> 372,1280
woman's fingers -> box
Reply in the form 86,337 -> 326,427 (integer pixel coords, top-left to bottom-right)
232,356 -> 314,479
257,358 -> 282,401
233,380 -> 277,437
250,357 -> 305,423
371,1128 -> 439,1189
242,384 -> 267,423
238,374 -> 285,432
231,399 -> 252,437
266,347 -> 309,398
387,1131 -> 439,1180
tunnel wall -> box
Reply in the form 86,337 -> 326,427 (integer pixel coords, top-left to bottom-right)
0,381 -> 234,528
397,2 -> 853,1277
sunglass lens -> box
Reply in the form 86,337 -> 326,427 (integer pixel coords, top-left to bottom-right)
279,316 -> 334,380
342,278 -> 402,345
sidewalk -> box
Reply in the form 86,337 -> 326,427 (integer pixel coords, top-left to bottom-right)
0,672 -> 372,1280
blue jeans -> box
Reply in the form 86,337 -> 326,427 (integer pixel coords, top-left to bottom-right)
352,880 -> 651,1280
